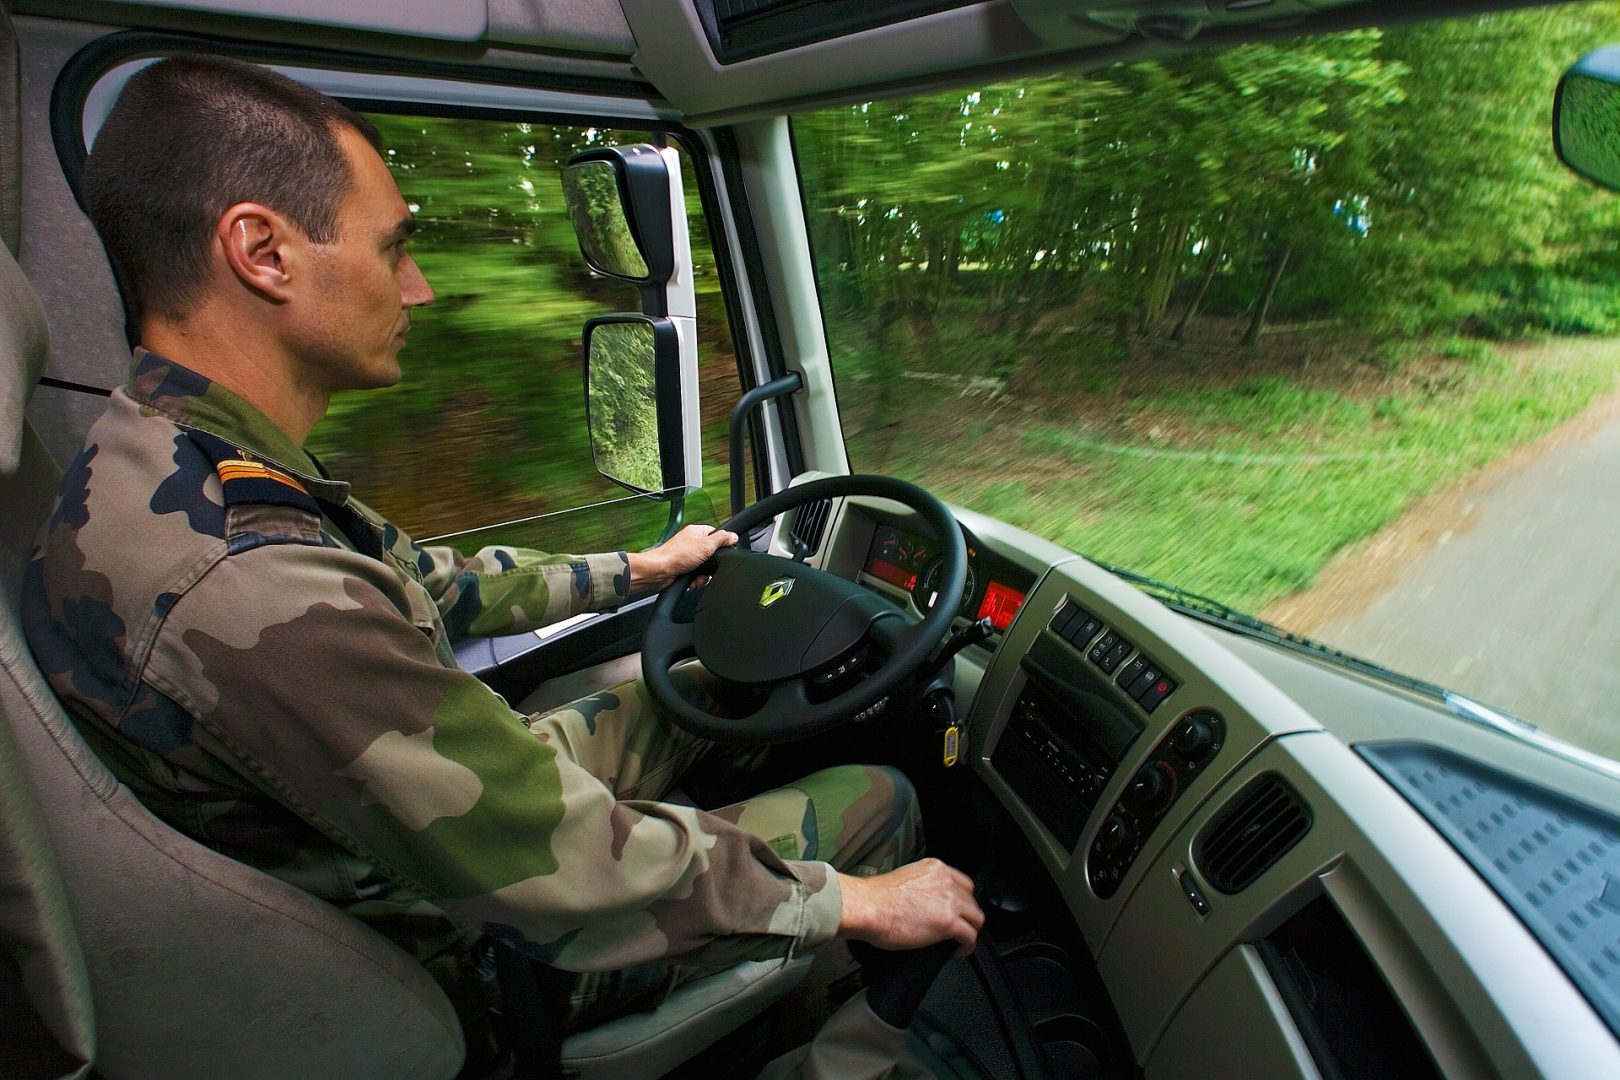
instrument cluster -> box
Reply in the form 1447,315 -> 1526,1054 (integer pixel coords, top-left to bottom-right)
861,523 -> 1029,634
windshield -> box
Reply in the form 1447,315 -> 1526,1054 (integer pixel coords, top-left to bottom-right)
793,2 -> 1620,760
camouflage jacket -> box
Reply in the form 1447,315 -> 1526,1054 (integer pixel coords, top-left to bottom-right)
22,349 -> 841,1001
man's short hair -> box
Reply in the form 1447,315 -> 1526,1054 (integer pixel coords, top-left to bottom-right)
82,55 -> 382,322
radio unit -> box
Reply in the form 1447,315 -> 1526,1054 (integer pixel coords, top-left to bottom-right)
991,633 -> 1143,850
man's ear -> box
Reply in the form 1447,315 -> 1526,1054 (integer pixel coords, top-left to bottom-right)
217,203 -> 298,303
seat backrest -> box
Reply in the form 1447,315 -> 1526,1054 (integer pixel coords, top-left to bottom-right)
0,11 -> 463,1077
0,207 -> 93,1080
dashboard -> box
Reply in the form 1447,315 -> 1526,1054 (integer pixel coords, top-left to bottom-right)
781,488 -> 1620,1080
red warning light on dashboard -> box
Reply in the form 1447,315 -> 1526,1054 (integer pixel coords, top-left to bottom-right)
976,580 -> 1026,631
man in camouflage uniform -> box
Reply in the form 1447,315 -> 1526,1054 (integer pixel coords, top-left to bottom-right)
22,55 -> 981,1039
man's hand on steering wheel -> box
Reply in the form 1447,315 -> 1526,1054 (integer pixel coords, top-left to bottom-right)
628,524 -> 740,595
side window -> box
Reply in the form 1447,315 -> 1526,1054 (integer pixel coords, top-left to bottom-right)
305,113 -> 745,557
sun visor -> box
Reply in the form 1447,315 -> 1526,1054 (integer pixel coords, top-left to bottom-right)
98,0 -> 487,42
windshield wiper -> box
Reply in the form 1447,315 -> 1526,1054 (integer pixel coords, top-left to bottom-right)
1441,692 -> 1537,736
1089,558 -> 1451,700
1442,691 -> 1620,781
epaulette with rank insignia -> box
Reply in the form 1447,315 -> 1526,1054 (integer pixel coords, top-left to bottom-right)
215,455 -> 312,505
185,429 -> 321,515
183,429 -> 328,553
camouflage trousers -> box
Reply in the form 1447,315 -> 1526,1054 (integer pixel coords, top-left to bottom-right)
526,668 -> 923,1028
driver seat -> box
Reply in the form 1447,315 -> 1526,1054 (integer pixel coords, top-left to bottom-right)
0,239 -> 811,1080
0,8 -> 807,1076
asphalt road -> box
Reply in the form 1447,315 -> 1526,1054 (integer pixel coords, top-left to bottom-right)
1303,403 -> 1620,760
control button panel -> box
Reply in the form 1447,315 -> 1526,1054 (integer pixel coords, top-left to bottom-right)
1088,709 -> 1227,899
1086,629 -> 1134,675
1051,604 -> 1104,650
1047,603 -> 1179,715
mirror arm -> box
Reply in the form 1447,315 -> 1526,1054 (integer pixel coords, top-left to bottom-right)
728,371 -> 804,518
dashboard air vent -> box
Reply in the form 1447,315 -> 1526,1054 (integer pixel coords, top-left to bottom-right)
789,498 -> 833,556
1196,774 -> 1311,894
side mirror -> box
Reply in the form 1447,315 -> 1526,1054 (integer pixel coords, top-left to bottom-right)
582,314 -> 700,497
561,145 -> 695,318
1555,46 -> 1620,191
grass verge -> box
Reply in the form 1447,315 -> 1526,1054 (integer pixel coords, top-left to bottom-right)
866,336 -> 1620,616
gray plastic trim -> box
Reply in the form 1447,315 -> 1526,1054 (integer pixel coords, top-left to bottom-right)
83,60 -> 674,148
1146,945 -> 1319,1080
729,118 -> 850,479
486,0 -> 636,56
68,0 -> 486,42
1104,731 -> 1619,1076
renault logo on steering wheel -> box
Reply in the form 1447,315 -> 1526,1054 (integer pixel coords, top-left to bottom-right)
759,577 -> 795,608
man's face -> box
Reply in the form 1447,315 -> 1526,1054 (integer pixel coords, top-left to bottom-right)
292,124 -> 434,391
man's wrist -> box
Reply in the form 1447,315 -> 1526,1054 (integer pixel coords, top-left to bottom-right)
624,549 -> 667,595
835,871 -> 878,940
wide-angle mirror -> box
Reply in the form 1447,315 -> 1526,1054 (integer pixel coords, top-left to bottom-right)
582,314 -> 699,497
561,145 -> 677,285
560,158 -> 650,280
1555,45 -> 1620,190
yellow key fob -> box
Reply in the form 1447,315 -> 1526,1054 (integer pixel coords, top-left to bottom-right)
942,725 -> 960,768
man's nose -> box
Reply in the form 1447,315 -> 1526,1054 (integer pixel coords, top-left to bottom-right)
401,253 -> 434,307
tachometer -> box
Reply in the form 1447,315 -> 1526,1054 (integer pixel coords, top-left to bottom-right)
919,556 -> 976,616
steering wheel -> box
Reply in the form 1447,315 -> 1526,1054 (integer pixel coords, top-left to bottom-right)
642,475 -> 966,744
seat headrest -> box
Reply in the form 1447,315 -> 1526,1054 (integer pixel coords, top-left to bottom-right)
1,241 -> 50,478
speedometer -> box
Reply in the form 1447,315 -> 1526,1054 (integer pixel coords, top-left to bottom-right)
919,556 -> 976,616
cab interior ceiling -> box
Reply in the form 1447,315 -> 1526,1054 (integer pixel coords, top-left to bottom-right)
8,0 -> 1581,125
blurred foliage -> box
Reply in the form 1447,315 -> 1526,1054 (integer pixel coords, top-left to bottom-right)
305,118 -> 743,556
795,3 -> 1620,365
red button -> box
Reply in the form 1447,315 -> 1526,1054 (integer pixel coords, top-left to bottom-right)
1138,677 -> 1176,713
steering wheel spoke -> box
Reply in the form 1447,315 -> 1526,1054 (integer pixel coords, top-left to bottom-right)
764,677 -> 812,715
866,611 -> 915,660
641,610 -> 696,670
